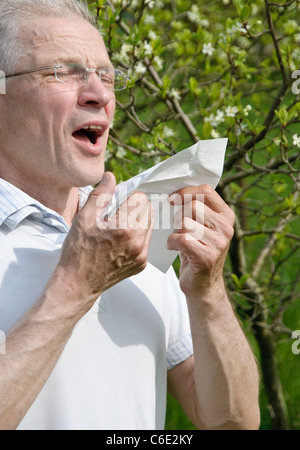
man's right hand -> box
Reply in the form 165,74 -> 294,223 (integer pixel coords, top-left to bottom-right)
56,172 -> 154,309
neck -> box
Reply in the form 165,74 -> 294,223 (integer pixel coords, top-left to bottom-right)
1,173 -> 80,227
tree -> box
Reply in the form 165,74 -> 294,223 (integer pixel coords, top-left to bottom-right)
88,0 -> 300,429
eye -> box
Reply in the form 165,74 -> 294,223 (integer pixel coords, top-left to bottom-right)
99,69 -> 114,87
55,63 -> 85,82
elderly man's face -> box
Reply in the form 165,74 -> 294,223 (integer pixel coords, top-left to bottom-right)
0,17 -> 116,190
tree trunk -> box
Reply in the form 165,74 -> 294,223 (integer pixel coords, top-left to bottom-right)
252,316 -> 290,430
226,198 -> 290,430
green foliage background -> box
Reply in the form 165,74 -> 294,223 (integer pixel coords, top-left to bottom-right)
87,0 -> 300,429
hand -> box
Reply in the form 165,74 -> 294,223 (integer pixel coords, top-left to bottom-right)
57,172 -> 154,305
167,184 -> 235,297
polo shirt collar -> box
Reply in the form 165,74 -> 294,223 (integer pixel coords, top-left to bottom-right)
0,178 -> 92,232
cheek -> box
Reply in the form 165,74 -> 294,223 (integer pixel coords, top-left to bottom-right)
107,98 -> 116,123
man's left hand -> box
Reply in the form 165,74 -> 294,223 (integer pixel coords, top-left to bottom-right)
167,184 -> 235,298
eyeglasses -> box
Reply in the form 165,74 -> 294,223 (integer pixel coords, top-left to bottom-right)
5,63 -> 130,91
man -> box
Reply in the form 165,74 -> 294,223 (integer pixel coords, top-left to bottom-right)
0,0 -> 260,430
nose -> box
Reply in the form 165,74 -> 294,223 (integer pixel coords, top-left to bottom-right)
77,71 -> 114,108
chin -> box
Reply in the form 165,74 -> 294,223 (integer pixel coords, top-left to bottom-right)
73,166 -> 105,188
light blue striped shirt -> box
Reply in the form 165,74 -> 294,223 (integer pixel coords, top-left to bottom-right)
0,178 -> 91,232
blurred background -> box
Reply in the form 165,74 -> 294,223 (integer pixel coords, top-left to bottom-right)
88,0 -> 300,429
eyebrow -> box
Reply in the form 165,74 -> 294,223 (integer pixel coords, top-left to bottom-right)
58,57 -> 115,69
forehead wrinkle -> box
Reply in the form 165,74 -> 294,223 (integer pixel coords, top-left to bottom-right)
18,20 -> 108,68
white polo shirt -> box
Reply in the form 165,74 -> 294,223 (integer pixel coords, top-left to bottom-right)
0,178 -> 193,430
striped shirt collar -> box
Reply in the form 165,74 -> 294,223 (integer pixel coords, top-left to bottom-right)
0,178 -> 92,232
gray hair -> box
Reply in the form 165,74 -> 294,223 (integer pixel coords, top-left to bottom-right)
0,0 -> 97,73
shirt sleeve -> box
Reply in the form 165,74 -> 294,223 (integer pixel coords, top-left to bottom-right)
164,267 -> 194,370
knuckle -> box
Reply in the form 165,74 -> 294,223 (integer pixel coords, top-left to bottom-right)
224,222 -> 235,240
134,253 -> 148,270
131,239 -> 145,259
120,226 -> 133,241
217,234 -> 231,252
201,184 -> 214,195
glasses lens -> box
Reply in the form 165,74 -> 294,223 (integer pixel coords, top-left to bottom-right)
114,69 -> 128,91
98,68 -> 128,91
98,68 -> 115,90
55,63 -> 85,87
55,64 -> 128,91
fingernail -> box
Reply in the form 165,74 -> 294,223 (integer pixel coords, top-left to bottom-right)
100,173 -> 110,185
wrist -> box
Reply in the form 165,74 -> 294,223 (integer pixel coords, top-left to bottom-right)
42,266 -> 100,321
185,277 -> 232,319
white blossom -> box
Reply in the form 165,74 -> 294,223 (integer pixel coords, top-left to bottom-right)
292,134 -> 300,148
134,40 -> 153,58
187,12 -> 199,23
204,110 -> 225,127
153,56 -> 164,71
169,88 -> 181,101
148,30 -> 159,41
134,62 -> 147,76
215,110 -> 225,123
146,142 -> 154,151
225,105 -> 239,117
202,42 -> 215,56
119,43 -> 133,64
211,129 -> 220,138
274,137 -> 281,146
143,40 -> 153,56
227,21 -> 249,37
200,19 -> 209,28
243,104 -> 252,116
145,0 -> 155,8
204,114 -> 218,127
163,126 -> 175,138
143,14 -> 156,25
187,5 -> 200,24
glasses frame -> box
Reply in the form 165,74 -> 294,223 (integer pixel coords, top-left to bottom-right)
5,63 -> 130,91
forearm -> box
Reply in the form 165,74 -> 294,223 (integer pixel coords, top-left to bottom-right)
0,178 -> 153,430
187,279 -> 260,430
0,270 -> 90,430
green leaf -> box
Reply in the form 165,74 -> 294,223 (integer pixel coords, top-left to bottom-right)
240,5 -> 251,22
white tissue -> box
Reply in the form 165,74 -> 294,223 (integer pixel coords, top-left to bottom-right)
103,138 -> 228,272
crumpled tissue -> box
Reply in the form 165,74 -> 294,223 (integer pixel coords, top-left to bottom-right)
103,138 -> 228,272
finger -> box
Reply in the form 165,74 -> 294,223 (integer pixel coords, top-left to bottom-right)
169,184 -> 234,222
167,223 -> 231,269
173,199 -> 205,231
174,199 -> 234,239
116,192 -> 153,231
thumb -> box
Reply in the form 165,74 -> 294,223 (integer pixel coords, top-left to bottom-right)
86,172 -> 117,213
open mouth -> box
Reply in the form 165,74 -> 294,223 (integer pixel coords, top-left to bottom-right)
72,125 -> 104,146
